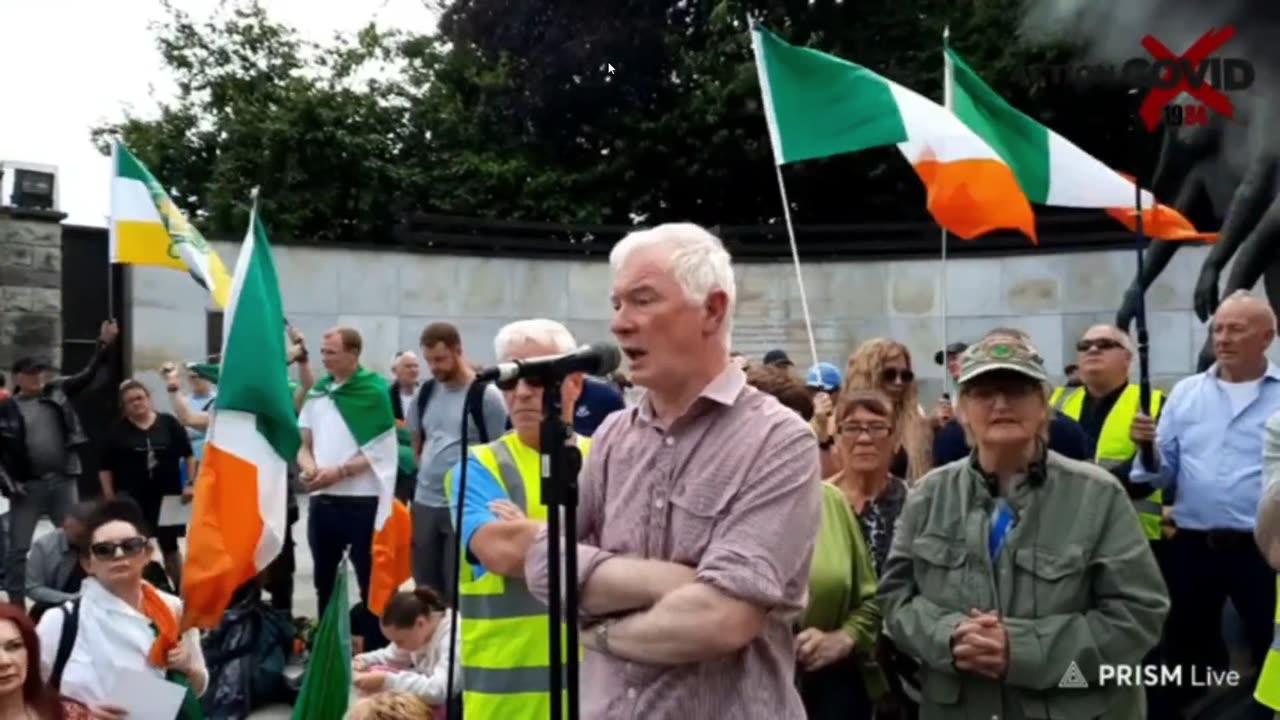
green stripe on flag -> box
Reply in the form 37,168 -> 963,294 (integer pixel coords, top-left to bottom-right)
292,560 -> 352,720
307,368 -> 395,446
217,212 -> 301,462
752,25 -> 908,164
945,46 -> 1051,203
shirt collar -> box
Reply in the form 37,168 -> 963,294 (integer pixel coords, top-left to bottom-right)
1205,362 -> 1280,382
635,363 -> 745,425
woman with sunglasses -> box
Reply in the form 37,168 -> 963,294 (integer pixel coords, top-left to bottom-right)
36,497 -> 208,720
98,380 -> 194,590
843,339 -> 932,482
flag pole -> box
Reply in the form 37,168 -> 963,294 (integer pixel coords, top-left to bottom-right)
1133,180 -> 1156,468
107,141 -> 117,320
749,17 -> 819,370
940,26 -> 953,395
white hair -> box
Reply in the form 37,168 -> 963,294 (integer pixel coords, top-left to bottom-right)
1084,324 -> 1136,356
609,223 -> 736,334
494,319 -> 578,361
1218,290 -> 1279,334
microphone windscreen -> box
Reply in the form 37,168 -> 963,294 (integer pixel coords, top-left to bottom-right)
587,342 -> 622,376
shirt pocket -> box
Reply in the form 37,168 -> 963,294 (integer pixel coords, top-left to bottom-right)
667,478 -> 734,564
1012,546 -> 1089,614
910,534 -> 969,610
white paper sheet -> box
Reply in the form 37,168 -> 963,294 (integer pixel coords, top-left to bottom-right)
157,495 -> 192,527
106,667 -> 187,720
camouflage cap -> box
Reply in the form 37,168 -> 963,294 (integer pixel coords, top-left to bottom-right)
957,335 -> 1048,384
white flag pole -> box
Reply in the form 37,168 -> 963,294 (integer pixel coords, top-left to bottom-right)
749,19 -> 820,370
940,27 -> 953,395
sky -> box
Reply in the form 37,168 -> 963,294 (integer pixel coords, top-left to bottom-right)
0,0 -> 438,227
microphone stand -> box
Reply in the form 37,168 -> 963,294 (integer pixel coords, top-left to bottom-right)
541,374 -> 582,720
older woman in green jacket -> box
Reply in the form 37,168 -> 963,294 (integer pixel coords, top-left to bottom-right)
878,335 -> 1169,720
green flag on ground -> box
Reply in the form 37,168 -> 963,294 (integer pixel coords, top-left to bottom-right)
292,561 -> 352,720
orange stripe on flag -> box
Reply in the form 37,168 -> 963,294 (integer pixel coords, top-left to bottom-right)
180,444 -> 264,630
1105,206 -> 1218,242
369,499 -> 414,616
912,159 -> 1038,243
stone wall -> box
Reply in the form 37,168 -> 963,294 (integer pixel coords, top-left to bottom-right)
0,208 -> 65,373
128,238 -> 1268,408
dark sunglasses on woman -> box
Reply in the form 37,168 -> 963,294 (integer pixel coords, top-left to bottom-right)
880,368 -> 915,384
89,536 -> 148,561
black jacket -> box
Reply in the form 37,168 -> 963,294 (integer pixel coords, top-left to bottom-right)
0,342 -> 110,490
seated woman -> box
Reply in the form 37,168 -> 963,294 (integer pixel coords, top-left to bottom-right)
0,604 -> 68,719
36,497 -> 208,720
352,587 -> 460,713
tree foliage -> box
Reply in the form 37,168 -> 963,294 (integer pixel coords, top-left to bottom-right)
93,0 -> 1146,241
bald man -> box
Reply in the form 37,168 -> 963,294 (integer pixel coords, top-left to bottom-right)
1131,290 -> 1279,711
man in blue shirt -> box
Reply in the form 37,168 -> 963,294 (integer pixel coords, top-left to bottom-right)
573,376 -> 625,437
1131,290 -> 1280,710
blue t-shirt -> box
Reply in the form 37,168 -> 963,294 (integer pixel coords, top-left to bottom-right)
573,377 -> 625,437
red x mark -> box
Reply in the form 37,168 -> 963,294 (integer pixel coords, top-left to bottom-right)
1138,27 -> 1236,130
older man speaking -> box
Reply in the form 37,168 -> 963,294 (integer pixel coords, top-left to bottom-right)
524,223 -> 821,718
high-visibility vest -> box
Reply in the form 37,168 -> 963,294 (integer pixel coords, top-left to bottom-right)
1051,384 -> 1166,541
445,432 -> 591,720
1255,576 -> 1280,710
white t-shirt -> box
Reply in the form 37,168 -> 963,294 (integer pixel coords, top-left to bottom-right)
299,393 -> 383,497
1219,376 -> 1263,417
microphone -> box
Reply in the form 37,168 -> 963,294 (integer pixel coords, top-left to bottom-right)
476,341 -> 622,384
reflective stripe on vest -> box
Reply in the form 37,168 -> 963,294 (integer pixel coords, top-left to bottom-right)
1255,576 -> 1280,710
452,432 -> 590,718
1055,384 -> 1165,541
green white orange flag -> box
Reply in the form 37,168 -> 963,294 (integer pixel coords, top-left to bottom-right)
303,368 -> 405,615
944,43 -> 1214,242
750,24 -> 1036,242
181,198 -> 300,629
109,141 -> 234,307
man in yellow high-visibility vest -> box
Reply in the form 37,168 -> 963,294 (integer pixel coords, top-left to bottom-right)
1049,325 -> 1167,542
1254,414 -> 1280,717
443,318 -> 592,719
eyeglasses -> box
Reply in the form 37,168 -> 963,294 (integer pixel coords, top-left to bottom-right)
495,376 -> 544,392
839,422 -> 893,439
962,382 -> 1041,403
1076,338 -> 1122,353
89,537 -> 148,561
880,368 -> 915,384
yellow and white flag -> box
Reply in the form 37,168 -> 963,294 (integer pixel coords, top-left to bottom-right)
109,141 -> 233,307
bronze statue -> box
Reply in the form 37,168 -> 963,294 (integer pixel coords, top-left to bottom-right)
1116,100 -> 1279,371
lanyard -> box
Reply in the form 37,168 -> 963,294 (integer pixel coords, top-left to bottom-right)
988,498 -> 1014,561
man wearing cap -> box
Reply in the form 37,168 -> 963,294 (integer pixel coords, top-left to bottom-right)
0,319 -> 118,606
934,342 -> 968,382
806,362 -> 843,476
763,349 -> 794,369
880,335 -> 1168,719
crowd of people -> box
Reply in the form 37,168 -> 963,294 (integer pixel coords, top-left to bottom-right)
0,220 -> 1279,719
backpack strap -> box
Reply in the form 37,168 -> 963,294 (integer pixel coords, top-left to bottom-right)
467,381 -> 491,444
414,379 -> 437,427
50,598 -> 80,691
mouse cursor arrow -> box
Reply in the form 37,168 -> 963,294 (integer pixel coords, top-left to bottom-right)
607,63 -> 616,75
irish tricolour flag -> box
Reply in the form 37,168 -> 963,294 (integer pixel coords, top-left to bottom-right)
110,142 -> 234,307
750,24 -> 1036,242
944,43 -> 1212,242
181,200 -> 300,629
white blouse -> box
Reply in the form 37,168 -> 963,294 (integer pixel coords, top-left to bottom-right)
36,578 -> 208,707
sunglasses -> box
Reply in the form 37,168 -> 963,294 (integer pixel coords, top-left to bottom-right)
880,368 -> 915,384
89,537 -> 148,561
495,376 -> 545,392
1076,338 -> 1122,353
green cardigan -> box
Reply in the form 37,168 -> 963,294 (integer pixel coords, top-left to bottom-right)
800,482 -> 889,700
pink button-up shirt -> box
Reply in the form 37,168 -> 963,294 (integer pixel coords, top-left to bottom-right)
526,365 -> 822,718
